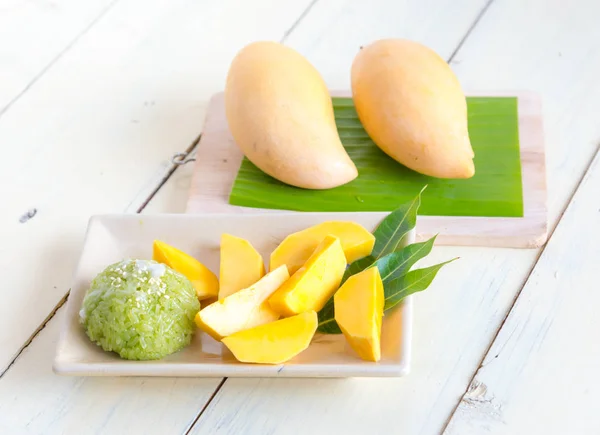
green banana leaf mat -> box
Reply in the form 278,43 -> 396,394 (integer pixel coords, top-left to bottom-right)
229,97 -> 523,217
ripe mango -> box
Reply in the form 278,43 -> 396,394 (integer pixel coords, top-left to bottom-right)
270,221 -> 375,275
195,265 -> 289,341
153,240 -> 219,300
351,39 -> 475,179
334,267 -> 384,362
224,41 -> 358,189
219,234 -> 265,300
222,311 -> 318,364
269,235 -> 346,317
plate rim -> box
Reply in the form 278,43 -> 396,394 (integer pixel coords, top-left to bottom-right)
53,213 -> 414,378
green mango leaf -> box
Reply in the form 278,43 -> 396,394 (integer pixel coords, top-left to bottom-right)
339,187 -> 426,284
371,185 -> 425,259
383,259 -> 457,311
375,236 -> 438,282
316,237 -> 438,334
315,189 -> 455,335
341,255 -> 375,284
316,301 -> 341,334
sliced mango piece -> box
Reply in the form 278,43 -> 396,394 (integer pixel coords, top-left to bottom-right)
195,265 -> 289,341
269,235 -> 346,317
219,234 -> 265,300
334,267 -> 384,362
153,240 -> 219,300
222,311 -> 318,364
270,221 -> 375,274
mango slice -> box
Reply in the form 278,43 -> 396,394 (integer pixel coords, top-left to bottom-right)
334,267 -> 384,362
195,265 -> 289,341
153,240 -> 219,301
269,235 -> 346,317
219,234 -> 265,300
270,221 -> 375,275
222,311 -> 318,364
351,39 -> 475,179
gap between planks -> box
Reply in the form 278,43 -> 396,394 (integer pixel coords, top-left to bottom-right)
439,141 -> 600,434
184,0 -> 504,431
0,135 -> 201,380
447,0 -> 495,63
0,293 -> 69,379
184,378 -> 228,435
1,0 -> 567,430
179,2 -> 327,425
0,0 -> 322,417
0,0 -> 123,118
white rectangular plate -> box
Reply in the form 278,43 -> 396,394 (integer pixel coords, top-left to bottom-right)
54,213 -> 413,378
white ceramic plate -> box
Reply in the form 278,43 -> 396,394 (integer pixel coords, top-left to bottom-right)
53,213 -> 414,378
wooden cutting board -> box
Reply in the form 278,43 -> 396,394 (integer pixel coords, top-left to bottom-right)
185,91 -> 547,248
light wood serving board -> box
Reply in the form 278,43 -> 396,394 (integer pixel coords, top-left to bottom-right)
185,91 -> 547,248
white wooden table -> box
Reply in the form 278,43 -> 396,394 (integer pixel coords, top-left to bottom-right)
1,0 -> 599,433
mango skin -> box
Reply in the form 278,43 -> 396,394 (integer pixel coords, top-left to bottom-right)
222,311 -> 318,364
195,265 -> 289,341
219,234 -> 265,300
334,267 -> 384,362
270,221 -> 375,275
153,240 -> 219,301
225,41 -> 358,189
269,235 -> 346,317
351,39 -> 475,179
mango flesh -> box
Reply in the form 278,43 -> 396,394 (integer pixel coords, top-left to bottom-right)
224,41 -> 358,189
219,234 -> 265,300
269,235 -> 346,317
222,311 -> 318,364
351,38 -> 475,179
334,266 -> 384,362
270,221 -> 375,275
195,265 -> 289,341
153,240 -> 219,300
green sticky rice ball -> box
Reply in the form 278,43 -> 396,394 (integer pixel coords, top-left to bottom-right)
80,259 -> 200,360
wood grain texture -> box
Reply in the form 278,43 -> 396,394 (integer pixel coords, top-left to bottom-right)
0,0 -> 316,373
0,0 -> 598,434
186,90 -> 548,248
0,307 -> 222,435
0,0 -> 323,432
445,150 -> 600,435
188,0 -> 600,433
0,0 -> 114,111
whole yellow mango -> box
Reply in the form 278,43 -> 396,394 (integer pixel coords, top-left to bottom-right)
225,41 -> 358,189
351,39 -> 475,179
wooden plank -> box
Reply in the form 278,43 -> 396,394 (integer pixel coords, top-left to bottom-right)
188,0 -> 600,433
0,0 -> 316,373
186,90 -> 548,248
444,150 -> 600,435
0,306 -> 222,435
0,0 -> 114,111
0,162 -> 228,433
